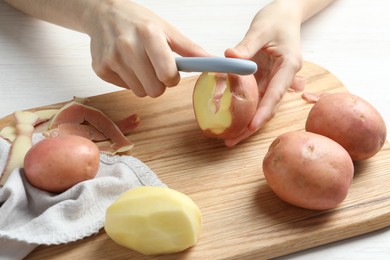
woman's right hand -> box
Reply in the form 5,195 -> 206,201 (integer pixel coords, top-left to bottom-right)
86,0 -> 209,97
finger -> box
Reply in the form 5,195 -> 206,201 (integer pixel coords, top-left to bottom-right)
289,75 -> 305,92
92,39 -> 151,97
116,35 -> 166,98
143,28 -> 180,88
91,51 -> 126,88
114,60 -> 147,97
226,28 -> 270,60
92,62 -> 128,89
131,54 -> 166,97
249,64 -> 297,131
224,128 -> 256,147
224,47 -> 245,59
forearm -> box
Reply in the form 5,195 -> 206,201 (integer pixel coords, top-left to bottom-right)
3,0 -> 100,33
276,0 -> 336,23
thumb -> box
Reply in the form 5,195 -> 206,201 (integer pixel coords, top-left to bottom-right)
225,30 -> 268,60
224,47 -> 246,59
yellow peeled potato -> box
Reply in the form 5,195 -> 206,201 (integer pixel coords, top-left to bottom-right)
105,186 -> 202,255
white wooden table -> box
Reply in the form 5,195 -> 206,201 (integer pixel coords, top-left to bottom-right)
1,0 -> 389,258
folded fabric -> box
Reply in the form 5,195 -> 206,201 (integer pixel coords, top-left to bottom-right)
0,134 -> 166,260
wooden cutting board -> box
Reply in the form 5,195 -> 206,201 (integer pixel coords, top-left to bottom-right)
2,62 -> 389,259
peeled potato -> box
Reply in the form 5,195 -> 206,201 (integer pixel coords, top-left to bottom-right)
105,186 -> 202,255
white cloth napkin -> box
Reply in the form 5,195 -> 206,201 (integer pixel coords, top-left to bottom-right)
0,134 -> 166,260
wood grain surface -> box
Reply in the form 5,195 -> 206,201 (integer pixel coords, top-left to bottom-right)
2,62 -> 389,259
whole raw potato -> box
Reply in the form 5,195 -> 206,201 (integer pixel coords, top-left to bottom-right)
262,131 -> 354,210
193,72 -> 259,140
305,92 -> 387,161
24,135 -> 100,193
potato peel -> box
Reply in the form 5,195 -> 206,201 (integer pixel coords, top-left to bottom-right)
0,111 -> 38,186
47,101 -> 134,154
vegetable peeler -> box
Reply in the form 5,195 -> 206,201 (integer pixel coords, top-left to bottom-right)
175,57 -> 257,75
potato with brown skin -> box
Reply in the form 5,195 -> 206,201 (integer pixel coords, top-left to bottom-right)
193,72 -> 259,140
262,131 -> 354,210
24,135 -> 100,193
305,92 -> 387,161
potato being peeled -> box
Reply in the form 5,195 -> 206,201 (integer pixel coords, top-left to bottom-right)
305,92 -> 387,161
24,135 -> 100,193
262,131 -> 354,210
193,72 -> 258,140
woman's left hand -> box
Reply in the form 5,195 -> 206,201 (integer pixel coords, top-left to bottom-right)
224,1 -> 305,146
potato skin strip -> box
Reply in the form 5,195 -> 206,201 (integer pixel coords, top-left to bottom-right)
0,111 -> 38,186
48,101 -> 134,153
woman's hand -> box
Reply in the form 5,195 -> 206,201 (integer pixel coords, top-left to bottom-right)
86,0 -> 209,97
224,1 -> 305,146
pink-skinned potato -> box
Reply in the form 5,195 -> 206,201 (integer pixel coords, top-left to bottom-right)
24,135 -> 100,193
262,131 -> 354,210
193,72 -> 259,140
305,92 -> 387,161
